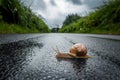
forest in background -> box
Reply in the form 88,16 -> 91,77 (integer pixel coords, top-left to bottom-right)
59,0 -> 120,34
0,0 -> 50,33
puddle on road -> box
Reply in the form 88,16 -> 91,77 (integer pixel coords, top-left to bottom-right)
0,38 -> 44,80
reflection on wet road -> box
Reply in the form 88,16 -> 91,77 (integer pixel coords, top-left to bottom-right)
0,33 -> 120,80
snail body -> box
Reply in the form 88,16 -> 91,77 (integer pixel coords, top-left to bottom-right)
54,43 -> 91,58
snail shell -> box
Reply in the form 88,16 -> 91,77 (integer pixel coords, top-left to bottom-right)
69,43 -> 87,56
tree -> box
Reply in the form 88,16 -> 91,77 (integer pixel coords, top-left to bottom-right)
1,0 -> 20,23
62,14 -> 81,27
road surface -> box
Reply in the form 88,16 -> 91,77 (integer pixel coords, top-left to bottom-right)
0,33 -> 120,80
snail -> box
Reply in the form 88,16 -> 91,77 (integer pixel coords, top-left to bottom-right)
54,43 -> 91,58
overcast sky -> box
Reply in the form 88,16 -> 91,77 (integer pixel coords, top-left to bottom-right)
21,0 -> 108,28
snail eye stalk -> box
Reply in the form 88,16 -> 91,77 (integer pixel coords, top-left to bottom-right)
52,46 -> 61,54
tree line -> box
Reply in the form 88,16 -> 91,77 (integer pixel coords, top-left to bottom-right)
59,0 -> 120,34
0,0 -> 50,33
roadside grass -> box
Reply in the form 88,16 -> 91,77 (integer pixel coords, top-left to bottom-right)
59,0 -> 120,35
0,22 -> 40,33
0,0 -> 50,33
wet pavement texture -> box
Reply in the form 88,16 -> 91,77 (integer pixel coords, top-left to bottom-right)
0,33 -> 120,80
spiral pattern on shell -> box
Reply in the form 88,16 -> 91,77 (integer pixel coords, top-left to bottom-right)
69,43 -> 87,56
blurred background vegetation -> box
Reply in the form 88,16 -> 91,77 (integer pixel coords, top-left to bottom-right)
0,0 -> 50,33
59,0 -> 120,34
0,0 -> 119,34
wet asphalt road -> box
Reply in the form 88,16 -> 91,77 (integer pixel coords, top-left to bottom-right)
0,33 -> 120,80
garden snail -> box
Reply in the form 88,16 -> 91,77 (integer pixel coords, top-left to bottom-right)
54,43 -> 91,58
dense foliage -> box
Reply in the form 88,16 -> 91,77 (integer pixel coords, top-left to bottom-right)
51,27 -> 60,33
0,0 -> 50,33
59,0 -> 120,34
62,14 -> 81,27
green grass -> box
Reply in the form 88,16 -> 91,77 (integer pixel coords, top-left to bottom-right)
59,0 -> 120,34
0,22 -> 40,33
0,0 -> 50,33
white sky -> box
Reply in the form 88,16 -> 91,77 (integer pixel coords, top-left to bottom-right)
21,0 -> 107,28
